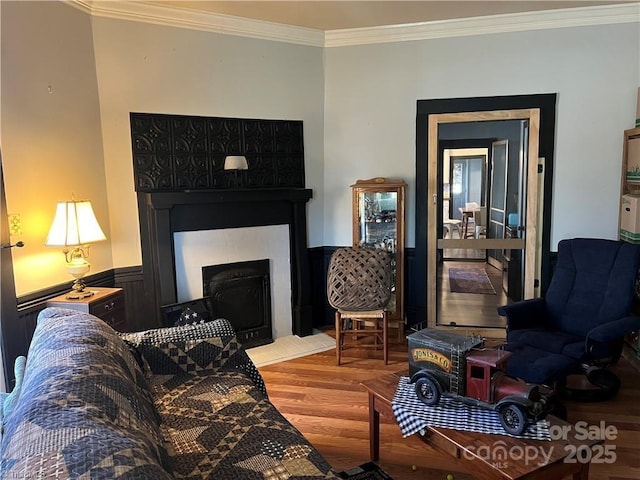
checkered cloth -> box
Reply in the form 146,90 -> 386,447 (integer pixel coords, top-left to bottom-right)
392,376 -> 551,440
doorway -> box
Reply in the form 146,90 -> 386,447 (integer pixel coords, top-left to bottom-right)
413,94 -> 556,337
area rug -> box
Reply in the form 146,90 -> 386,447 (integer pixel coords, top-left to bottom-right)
338,462 -> 393,479
448,267 -> 496,295
246,331 -> 335,367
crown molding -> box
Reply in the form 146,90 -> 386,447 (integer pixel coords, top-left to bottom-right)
64,0 -> 325,47
325,3 -> 640,47
66,1 -> 639,48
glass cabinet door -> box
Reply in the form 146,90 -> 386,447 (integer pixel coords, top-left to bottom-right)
351,177 -> 406,323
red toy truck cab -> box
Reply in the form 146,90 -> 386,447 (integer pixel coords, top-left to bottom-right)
465,349 -> 539,403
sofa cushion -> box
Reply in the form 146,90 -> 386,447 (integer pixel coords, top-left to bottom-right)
0,308 -> 171,479
151,370 -> 338,479
120,319 -> 266,396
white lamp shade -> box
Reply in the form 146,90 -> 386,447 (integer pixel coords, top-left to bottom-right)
224,155 -> 248,170
45,201 -> 107,246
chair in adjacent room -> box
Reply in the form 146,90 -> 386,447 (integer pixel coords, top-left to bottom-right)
459,202 -> 480,238
474,206 -> 487,239
498,238 -> 640,400
327,247 -> 393,365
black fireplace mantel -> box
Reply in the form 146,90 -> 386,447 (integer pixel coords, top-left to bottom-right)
137,188 -> 314,337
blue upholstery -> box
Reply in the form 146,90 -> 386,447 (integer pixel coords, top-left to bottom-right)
499,238 -> 640,386
505,344 -> 578,385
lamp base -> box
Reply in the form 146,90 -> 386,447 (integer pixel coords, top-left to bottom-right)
66,278 -> 94,299
66,290 -> 95,300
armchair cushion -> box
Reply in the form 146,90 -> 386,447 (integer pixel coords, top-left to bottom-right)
508,328 -> 583,358
505,344 -> 579,385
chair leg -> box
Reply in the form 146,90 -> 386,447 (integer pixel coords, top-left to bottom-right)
383,312 -> 388,365
335,311 -> 342,366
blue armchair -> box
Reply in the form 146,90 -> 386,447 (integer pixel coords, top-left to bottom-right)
498,238 -> 640,398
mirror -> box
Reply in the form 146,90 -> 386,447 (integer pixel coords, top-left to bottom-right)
427,109 -> 541,336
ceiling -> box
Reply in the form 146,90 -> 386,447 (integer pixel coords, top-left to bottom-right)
147,1 -> 633,30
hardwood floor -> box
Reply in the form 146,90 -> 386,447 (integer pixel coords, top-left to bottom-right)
259,334 -> 640,480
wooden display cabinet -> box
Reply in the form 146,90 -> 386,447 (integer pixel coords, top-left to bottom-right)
351,177 -> 406,334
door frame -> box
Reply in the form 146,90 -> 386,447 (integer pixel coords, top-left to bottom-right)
427,109 -> 540,334
487,139 -> 509,270
414,94 -> 556,334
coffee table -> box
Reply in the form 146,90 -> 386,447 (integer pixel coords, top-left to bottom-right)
361,372 -> 600,480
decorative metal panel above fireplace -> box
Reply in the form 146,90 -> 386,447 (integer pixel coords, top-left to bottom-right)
130,113 -> 305,191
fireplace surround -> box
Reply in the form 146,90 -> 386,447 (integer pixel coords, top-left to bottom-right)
132,113 -> 313,336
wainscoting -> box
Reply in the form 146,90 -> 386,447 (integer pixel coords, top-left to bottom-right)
7,266 -> 146,385
7,248 -> 419,386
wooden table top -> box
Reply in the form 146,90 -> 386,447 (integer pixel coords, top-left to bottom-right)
361,372 -> 603,480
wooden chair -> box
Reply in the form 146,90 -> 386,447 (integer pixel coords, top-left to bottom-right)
327,247 -> 392,365
473,206 -> 487,238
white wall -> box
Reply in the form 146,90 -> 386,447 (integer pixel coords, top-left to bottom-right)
91,18 -> 326,265
324,24 -> 640,248
1,1 -> 112,295
1,2 -> 639,296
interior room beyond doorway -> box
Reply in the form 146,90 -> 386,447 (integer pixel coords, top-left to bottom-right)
437,260 -> 507,330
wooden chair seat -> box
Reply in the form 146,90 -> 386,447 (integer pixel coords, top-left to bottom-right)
335,309 -> 388,365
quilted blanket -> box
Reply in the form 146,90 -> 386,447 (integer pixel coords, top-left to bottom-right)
121,319 -> 338,479
1,307 -> 337,479
0,308 -> 171,479
152,371 -> 336,479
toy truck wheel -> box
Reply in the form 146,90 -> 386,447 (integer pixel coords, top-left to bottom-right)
415,377 -> 440,406
499,404 -> 527,436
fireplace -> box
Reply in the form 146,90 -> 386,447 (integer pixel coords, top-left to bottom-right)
136,189 -> 312,335
131,113 -> 313,336
203,259 -> 272,348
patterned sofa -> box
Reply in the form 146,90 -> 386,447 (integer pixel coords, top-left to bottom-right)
0,307 -> 337,479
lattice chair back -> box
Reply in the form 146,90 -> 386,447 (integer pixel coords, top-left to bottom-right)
327,247 -> 392,311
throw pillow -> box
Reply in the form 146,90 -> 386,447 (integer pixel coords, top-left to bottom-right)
176,305 -> 209,326
160,297 -> 213,327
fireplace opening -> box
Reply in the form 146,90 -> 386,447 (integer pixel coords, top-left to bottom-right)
202,259 -> 273,348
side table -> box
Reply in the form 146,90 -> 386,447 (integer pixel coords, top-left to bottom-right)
46,287 -> 127,331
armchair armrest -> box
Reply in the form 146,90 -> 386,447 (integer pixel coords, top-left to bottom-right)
586,315 -> 640,344
119,319 -> 267,396
497,297 -> 549,332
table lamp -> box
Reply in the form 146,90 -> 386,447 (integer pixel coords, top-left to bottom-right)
45,200 -> 106,299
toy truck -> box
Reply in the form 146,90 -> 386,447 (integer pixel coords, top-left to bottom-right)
407,329 -> 550,435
